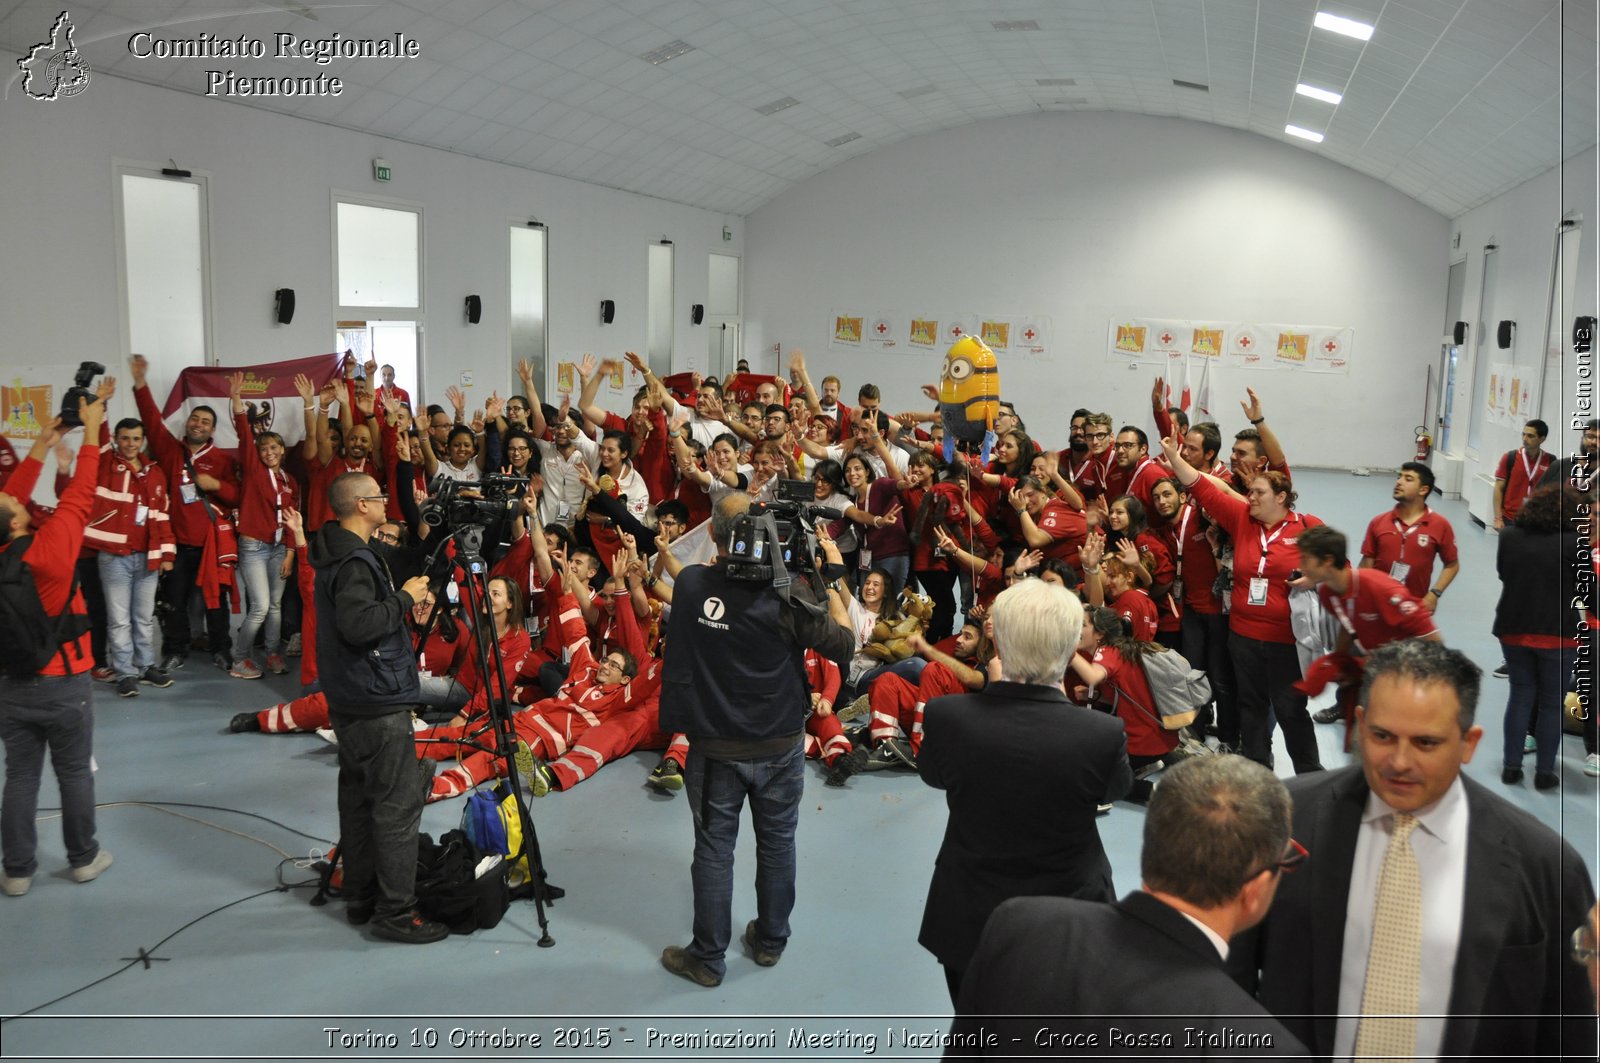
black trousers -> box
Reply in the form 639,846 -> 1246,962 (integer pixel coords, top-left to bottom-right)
913,568 -> 958,643
1182,609 -> 1236,743
159,543 -> 230,660
1229,632 -> 1322,773
74,555 -> 107,669
330,709 -> 425,920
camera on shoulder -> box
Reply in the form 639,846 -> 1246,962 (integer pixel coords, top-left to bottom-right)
58,361 -> 106,429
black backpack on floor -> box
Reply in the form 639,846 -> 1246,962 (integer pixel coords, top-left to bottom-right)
415,829 -> 510,934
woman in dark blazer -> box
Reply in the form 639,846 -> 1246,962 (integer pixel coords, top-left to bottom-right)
1494,484 -> 1587,789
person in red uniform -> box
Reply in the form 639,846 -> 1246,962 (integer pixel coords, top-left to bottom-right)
1110,427 -> 1169,512
1081,532 -> 1159,642
0,390 -> 115,897
1011,476 -> 1088,576
1150,477 -> 1234,747
860,624 -> 991,773
129,354 -> 241,672
1359,461 -> 1460,610
1159,434 -> 1324,774
1068,605 -> 1178,802
227,372 -> 301,680
1493,419 -> 1553,529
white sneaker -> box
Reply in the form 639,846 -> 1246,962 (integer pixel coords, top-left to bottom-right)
1586,753 -> 1599,778
70,850 -> 113,884
315,727 -> 339,746
1,874 -> 31,897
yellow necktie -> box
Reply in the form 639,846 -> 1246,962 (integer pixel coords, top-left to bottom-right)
1355,812 -> 1421,1061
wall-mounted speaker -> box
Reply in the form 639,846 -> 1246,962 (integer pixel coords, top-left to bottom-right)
464,294 -> 482,324
600,299 -> 615,324
1452,321 -> 1467,345
1497,320 -> 1515,349
691,303 -> 704,325
274,288 -> 295,325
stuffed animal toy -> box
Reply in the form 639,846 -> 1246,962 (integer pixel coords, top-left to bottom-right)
860,588 -> 935,663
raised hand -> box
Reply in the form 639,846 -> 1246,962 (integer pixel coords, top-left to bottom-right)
1152,376 -> 1165,407
881,502 -> 902,526
623,351 -> 647,375
319,381 -> 341,410
470,409 -> 485,435
1008,487 -> 1027,513
129,354 -> 149,387
920,383 -> 941,404
95,375 -> 117,403
393,432 -> 411,463
1241,387 -> 1264,423
444,385 -> 466,416
788,349 -> 806,375
556,392 -> 572,426
283,505 -> 304,536
363,357 -> 378,380
1115,539 -> 1141,568
354,388 -> 376,417
516,357 -> 535,382
484,391 -> 504,421
227,371 -> 246,409
1082,531 -> 1106,569
1015,548 -> 1043,574
578,352 -> 598,381
294,373 -> 316,403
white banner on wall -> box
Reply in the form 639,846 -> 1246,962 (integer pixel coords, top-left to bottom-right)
827,311 -> 1053,358
1108,317 -> 1353,375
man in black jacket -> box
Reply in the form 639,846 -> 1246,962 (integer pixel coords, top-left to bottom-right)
950,755 -> 1307,1057
658,492 -> 855,987
312,471 -> 444,944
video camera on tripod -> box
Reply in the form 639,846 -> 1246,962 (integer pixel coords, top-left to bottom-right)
419,473 -> 529,554
723,478 -> 848,587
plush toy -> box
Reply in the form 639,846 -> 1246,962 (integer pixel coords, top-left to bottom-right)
939,335 -> 1001,463
860,588 -> 935,663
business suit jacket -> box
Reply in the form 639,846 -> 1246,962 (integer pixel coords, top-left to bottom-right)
917,680 -> 1132,973
950,892 -> 1308,1058
1240,766 -> 1596,1059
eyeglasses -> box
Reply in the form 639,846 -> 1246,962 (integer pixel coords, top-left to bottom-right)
1245,838 -> 1308,884
1113,441 -> 1141,450
358,494 -> 389,504
1086,431 -> 1111,441
1572,924 -> 1598,965
506,404 -> 527,413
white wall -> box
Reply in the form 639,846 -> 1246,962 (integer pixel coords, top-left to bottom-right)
0,52 -> 742,424
744,111 -> 1448,471
1447,145 -> 1599,512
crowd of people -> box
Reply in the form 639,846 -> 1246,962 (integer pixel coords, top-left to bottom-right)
0,345 -> 1596,1036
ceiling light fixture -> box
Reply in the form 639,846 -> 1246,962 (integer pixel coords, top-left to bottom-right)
1295,83 -> 1343,105
990,20 -> 1041,31
640,40 -> 694,65
755,96 -> 800,115
898,85 -> 937,99
1035,78 -> 1077,87
1313,11 -> 1374,41
1172,79 -> 1210,92
824,132 -> 862,147
1285,124 -> 1325,143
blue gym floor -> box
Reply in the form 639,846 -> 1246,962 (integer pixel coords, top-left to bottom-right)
1,468 -> 1594,1060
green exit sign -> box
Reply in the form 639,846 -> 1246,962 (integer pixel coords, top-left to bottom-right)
373,160 -> 391,182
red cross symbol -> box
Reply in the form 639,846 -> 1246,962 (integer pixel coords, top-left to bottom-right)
1159,331 -> 1174,345
951,325 -> 964,337
1238,335 -> 1253,350
1323,339 -> 1339,354
875,322 -> 888,335
1023,328 -> 1036,341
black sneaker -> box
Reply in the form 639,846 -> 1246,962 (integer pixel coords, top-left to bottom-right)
660,945 -> 721,986
229,712 -> 261,733
369,909 -> 449,944
879,736 -> 917,770
1494,662 -> 1509,678
140,666 -> 174,688
646,758 -> 684,792
823,746 -> 869,787
211,651 -> 232,672
743,920 -> 782,967
1313,706 -> 1344,724
346,897 -> 376,926
161,653 -> 185,672
115,676 -> 140,698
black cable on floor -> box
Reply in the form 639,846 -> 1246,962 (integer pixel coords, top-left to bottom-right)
35,799 -> 335,847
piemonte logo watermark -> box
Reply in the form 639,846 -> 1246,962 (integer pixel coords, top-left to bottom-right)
19,11 -> 92,100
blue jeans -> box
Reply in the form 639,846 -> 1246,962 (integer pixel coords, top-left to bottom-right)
684,741 -> 805,978
849,655 -> 928,702
1501,641 -> 1575,775
98,552 -> 161,678
0,672 -> 98,877
233,536 -> 288,661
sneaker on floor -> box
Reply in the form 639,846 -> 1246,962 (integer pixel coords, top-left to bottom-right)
212,651 -> 233,672
836,693 -> 871,723
160,653 -> 186,672
879,736 -> 917,770
515,739 -> 553,798
1,873 -> 31,897
646,758 -> 684,792
229,658 -> 263,680
1523,735 -> 1537,753
139,666 -> 174,688
115,676 -> 140,698
1494,662 -> 1509,678
91,666 -> 116,683
860,740 -> 900,772
1312,706 -> 1344,724
369,909 -> 449,944
70,850 -> 113,884
1587,753 -> 1600,778
315,727 -> 338,746
660,945 -> 721,987
743,920 -> 782,967
285,633 -> 302,657
1096,803 -> 1114,816
1133,759 -> 1165,781
265,653 -> 289,675
823,746 -> 870,788
229,712 -> 262,733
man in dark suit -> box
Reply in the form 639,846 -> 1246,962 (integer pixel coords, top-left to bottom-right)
948,756 -> 1308,1057
1238,639 -> 1596,1058
918,578 -> 1132,1005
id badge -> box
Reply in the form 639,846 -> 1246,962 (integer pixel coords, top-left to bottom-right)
1389,561 -> 1411,583
1247,577 -> 1269,607
180,482 -> 199,505
133,504 -> 148,526
859,547 -> 872,571
558,501 -> 571,522
274,526 -> 284,545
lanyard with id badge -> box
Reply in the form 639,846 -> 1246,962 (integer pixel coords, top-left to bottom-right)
1247,521 -> 1290,608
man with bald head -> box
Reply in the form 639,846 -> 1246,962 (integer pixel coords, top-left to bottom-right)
310,471 -> 442,944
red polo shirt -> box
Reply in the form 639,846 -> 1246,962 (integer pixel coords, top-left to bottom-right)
1315,566 -> 1437,653
1360,506 -> 1458,600
1495,447 -> 1552,522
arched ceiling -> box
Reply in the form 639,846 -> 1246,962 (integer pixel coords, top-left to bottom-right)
3,0 -> 1594,218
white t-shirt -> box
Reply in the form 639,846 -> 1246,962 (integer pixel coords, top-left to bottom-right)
535,433 -> 599,526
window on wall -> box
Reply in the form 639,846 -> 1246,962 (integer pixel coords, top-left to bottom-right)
647,242 -> 674,377
117,168 -> 210,364
336,201 -> 420,308
509,224 -> 547,397
1467,247 -> 1500,453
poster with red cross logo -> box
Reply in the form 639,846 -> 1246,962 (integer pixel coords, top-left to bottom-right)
866,312 -> 904,351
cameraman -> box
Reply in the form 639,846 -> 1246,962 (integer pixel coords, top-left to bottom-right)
0,390 -> 114,896
310,471 -> 443,943
659,492 -> 855,987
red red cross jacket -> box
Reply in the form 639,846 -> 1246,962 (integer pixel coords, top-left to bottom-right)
83,448 -> 176,569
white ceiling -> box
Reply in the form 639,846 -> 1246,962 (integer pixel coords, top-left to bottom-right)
3,0 -> 1595,218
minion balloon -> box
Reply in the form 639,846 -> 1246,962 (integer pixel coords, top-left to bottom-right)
939,335 -> 1001,463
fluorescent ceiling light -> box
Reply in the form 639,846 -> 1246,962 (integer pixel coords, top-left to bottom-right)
824,132 -> 861,147
640,40 -> 694,65
1285,124 -> 1326,143
755,96 -> 800,115
1296,83 -> 1343,105
1313,12 -> 1375,41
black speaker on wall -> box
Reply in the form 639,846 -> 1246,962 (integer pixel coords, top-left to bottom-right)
600,299 -> 615,324
464,294 -> 482,324
274,288 -> 295,325
1452,321 -> 1467,345
1497,320 -> 1515,349
691,303 -> 704,325
1575,316 -> 1596,354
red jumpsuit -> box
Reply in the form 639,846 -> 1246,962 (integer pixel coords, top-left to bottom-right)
866,658 -> 973,756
